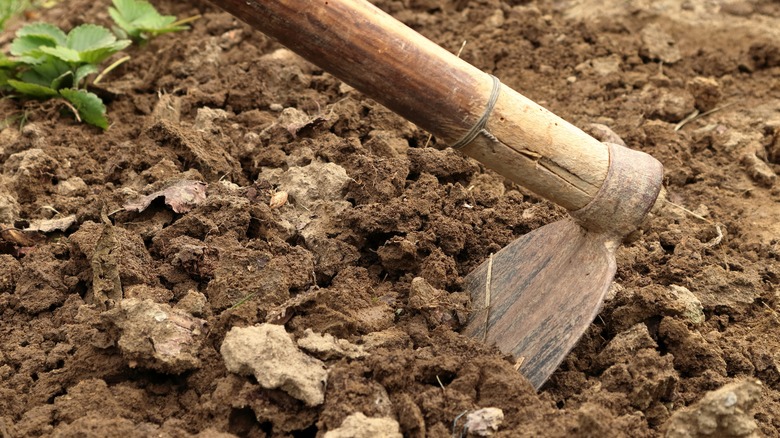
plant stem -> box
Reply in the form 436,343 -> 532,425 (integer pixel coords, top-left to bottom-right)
93,55 -> 131,85
171,14 -> 201,27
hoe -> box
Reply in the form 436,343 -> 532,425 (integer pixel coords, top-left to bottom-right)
214,0 -> 664,389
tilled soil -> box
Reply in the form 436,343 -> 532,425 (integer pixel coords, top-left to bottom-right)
1,0 -> 779,436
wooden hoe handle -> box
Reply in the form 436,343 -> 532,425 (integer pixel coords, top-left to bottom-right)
213,0 -> 662,226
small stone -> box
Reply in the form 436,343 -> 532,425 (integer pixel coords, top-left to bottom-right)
56,177 -> 88,196
687,77 -> 722,112
0,181 -> 20,223
742,153 -> 777,187
269,191 -> 288,209
668,285 -> 705,325
105,299 -> 206,373
594,323 -> 657,370
483,9 -> 505,28
323,413 -> 402,438
221,324 -> 328,406
664,380 -> 762,437
650,88 -> 696,123
175,290 -> 208,317
338,82 -> 355,94
408,277 -> 443,310
273,161 -> 351,209
640,23 -> 682,63
464,407 -> 504,436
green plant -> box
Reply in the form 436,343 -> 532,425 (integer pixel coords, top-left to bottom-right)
2,1 -> 192,130
4,22 -> 131,129
109,0 -> 198,43
0,0 -> 29,31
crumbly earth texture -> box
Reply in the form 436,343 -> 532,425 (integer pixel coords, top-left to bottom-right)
1,0 -> 779,436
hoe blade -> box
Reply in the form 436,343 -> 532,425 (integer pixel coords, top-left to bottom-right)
462,218 -> 616,389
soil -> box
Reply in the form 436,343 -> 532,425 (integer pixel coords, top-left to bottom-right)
1,0 -> 779,436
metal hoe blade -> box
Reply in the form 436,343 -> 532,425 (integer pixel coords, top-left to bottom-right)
462,143 -> 664,389
462,218 -> 616,389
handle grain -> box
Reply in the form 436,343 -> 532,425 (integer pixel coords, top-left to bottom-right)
214,0 -> 610,211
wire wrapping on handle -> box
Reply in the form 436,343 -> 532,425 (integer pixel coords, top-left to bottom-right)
450,75 -> 501,149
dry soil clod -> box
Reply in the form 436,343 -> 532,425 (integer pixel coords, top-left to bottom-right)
664,380 -> 763,438
220,324 -> 328,406
323,412 -> 402,438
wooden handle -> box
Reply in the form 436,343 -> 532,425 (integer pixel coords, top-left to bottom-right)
214,0 -> 610,211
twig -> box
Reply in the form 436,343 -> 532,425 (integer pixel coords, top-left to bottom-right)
665,200 -> 711,223
60,98 -> 81,122
452,410 -> 469,438
673,109 -> 699,132
665,200 -> 724,248
674,103 -> 735,131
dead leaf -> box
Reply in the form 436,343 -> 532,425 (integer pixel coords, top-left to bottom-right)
25,215 -> 77,233
0,227 -> 40,247
124,180 -> 207,214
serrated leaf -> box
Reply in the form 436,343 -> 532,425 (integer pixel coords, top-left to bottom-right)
108,7 -> 139,38
16,23 -> 67,46
7,79 -> 59,97
74,64 -> 99,87
10,35 -> 57,57
59,88 -> 108,129
38,46 -> 81,63
66,24 -> 118,51
78,40 -> 131,64
111,0 -> 159,22
109,0 -> 187,40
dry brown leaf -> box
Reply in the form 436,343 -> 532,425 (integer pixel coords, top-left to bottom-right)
25,215 -> 77,233
124,180 -> 208,214
0,228 -> 40,247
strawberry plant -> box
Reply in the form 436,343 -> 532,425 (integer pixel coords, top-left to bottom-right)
2,1 -> 192,130
109,0 -> 198,43
3,22 -> 131,129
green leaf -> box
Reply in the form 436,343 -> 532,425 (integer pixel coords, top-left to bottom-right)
59,25 -> 131,64
0,54 -> 17,68
20,58 -> 71,87
59,88 -> 108,129
108,7 -> 139,39
38,46 -> 81,63
66,24 -> 117,51
16,23 -> 67,46
0,70 -> 11,88
7,79 -> 59,97
10,35 -> 57,57
78,40 -> 131,64
50,70 -> 74,90
10,24 -> 67,59
74,64 -> 99,87
109,0 -> 187,41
